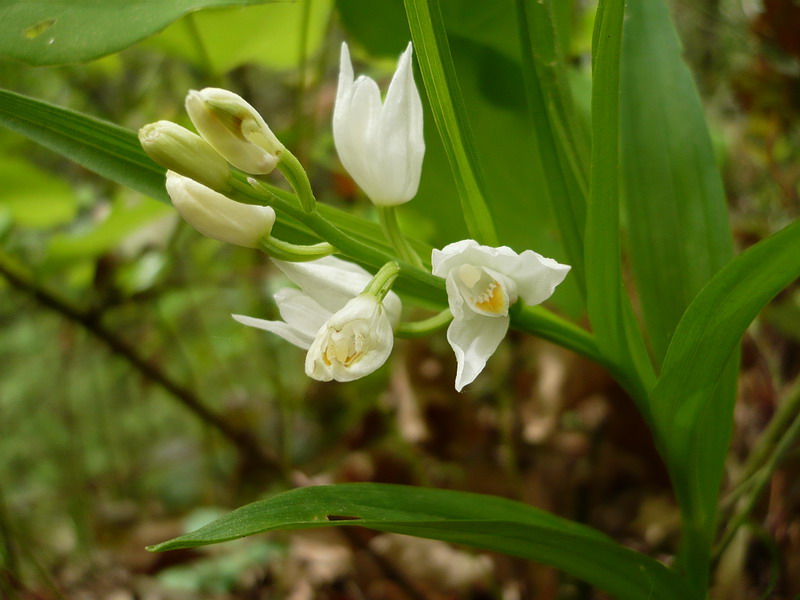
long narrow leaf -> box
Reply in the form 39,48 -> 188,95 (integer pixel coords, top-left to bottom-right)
403,0 -> 498,246
652,218 -> 800,588
515,0 -> 587,295
620,0 -> 734,365
149,483 -> 696,600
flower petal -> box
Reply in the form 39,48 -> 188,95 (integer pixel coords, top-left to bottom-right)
272,256 -> 372,313
447,314 -> 510,392
273,288 -> 330,341
231,313 -> 314,350
506,250 -> 571,306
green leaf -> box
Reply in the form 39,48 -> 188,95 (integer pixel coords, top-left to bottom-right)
0,0 -> 275,66
652,218 -> 800,588
583,0 -> 655,405
149,1 -> 333,75
619,0 -> 734,365
0,158 -> 78,228
403,0 -> 498,246
515,0 -> 589,295
150,483 -> 696,600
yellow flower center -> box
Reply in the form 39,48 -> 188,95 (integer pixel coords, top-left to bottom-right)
457,264 -> 507,316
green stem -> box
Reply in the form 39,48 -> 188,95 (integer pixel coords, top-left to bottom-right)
275,148 -> 316,213
396,309 -> 452,338
259,235 -> 335,262
377,206 -> 425,269
363,262 -> 401,301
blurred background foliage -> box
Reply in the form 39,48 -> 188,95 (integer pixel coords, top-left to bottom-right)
0,0 -> 799,598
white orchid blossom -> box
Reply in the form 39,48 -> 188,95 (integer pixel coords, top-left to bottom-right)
432,240 -> 570,392
232,256 -> 402,382
185,87 -> 284,175
333,42 -> 425,206
165,171 -> 275,248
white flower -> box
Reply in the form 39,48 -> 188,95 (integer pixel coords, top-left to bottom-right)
165,171 -> 275,248
432,240 -> 570,392
305,294 -> 395,382
333,42 -> 425,206
185,87 -> 284,175
232,256 -> 402,382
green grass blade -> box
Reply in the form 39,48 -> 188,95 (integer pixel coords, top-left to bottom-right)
403,0 -> 498,246
652,218 -> 800,589
149,483 -> 696,600
620,0 -> 734,365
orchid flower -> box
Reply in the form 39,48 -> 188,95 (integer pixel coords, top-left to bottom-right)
333,42 -> 424,206
165,171 -> 275,248
232,256 -> 402,382
432,240 -> 570,391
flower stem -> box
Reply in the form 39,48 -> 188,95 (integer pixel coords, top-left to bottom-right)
363,262 -> 401,301
275,148 -> 316,213
396,309 -> 452,338
377,206 -> 425,269
259,235 -> 335,262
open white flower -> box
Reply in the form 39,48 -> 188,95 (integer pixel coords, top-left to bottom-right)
165,171 -> 275,248
333,42 -> 424,206
186,87 -> 284,175
432,240 -> 570,392
232,256 -> 402,382
305,294 -> 394,382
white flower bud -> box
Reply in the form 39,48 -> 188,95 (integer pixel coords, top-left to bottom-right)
138,121 -> 230,191
305,294 -> 395,382
333,42 -> 425,206
165,171 -> 275,248
185,88 -> 285,175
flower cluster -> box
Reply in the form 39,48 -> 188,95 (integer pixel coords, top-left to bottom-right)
140,39 -> 571,390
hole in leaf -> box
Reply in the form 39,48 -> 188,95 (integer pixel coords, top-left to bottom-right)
325,515 -> 362,521
24,19 -> 56,40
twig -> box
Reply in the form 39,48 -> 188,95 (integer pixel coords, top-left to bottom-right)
0,252 -> 285,478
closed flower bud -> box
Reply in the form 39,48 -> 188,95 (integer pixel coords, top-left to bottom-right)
305,294 -> 395,382
334,42 -> 425,206
138,121 -> 231,192
165,171 -> 275,248
185,88 -> 284,175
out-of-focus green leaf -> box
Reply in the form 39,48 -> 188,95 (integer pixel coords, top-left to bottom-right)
46,200 -> 171,265
403,0 -> 498,246
620,0 -> 734,365
651,218 -> 800,590
150,483 -> 696,600
0,0 -> 275,66
0,158 -> 78,228
149,1 -> 333,75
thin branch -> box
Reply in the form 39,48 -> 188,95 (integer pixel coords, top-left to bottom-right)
0,252 -> 285,478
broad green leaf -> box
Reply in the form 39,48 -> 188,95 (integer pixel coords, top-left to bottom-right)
403,0 -> 498,246
620,0 -> 734,365
0,0 -> 274,66
0,158 -> 78,228
150,483 -> 696,600
651,218 -> 800,588
149,2 -> 332,75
